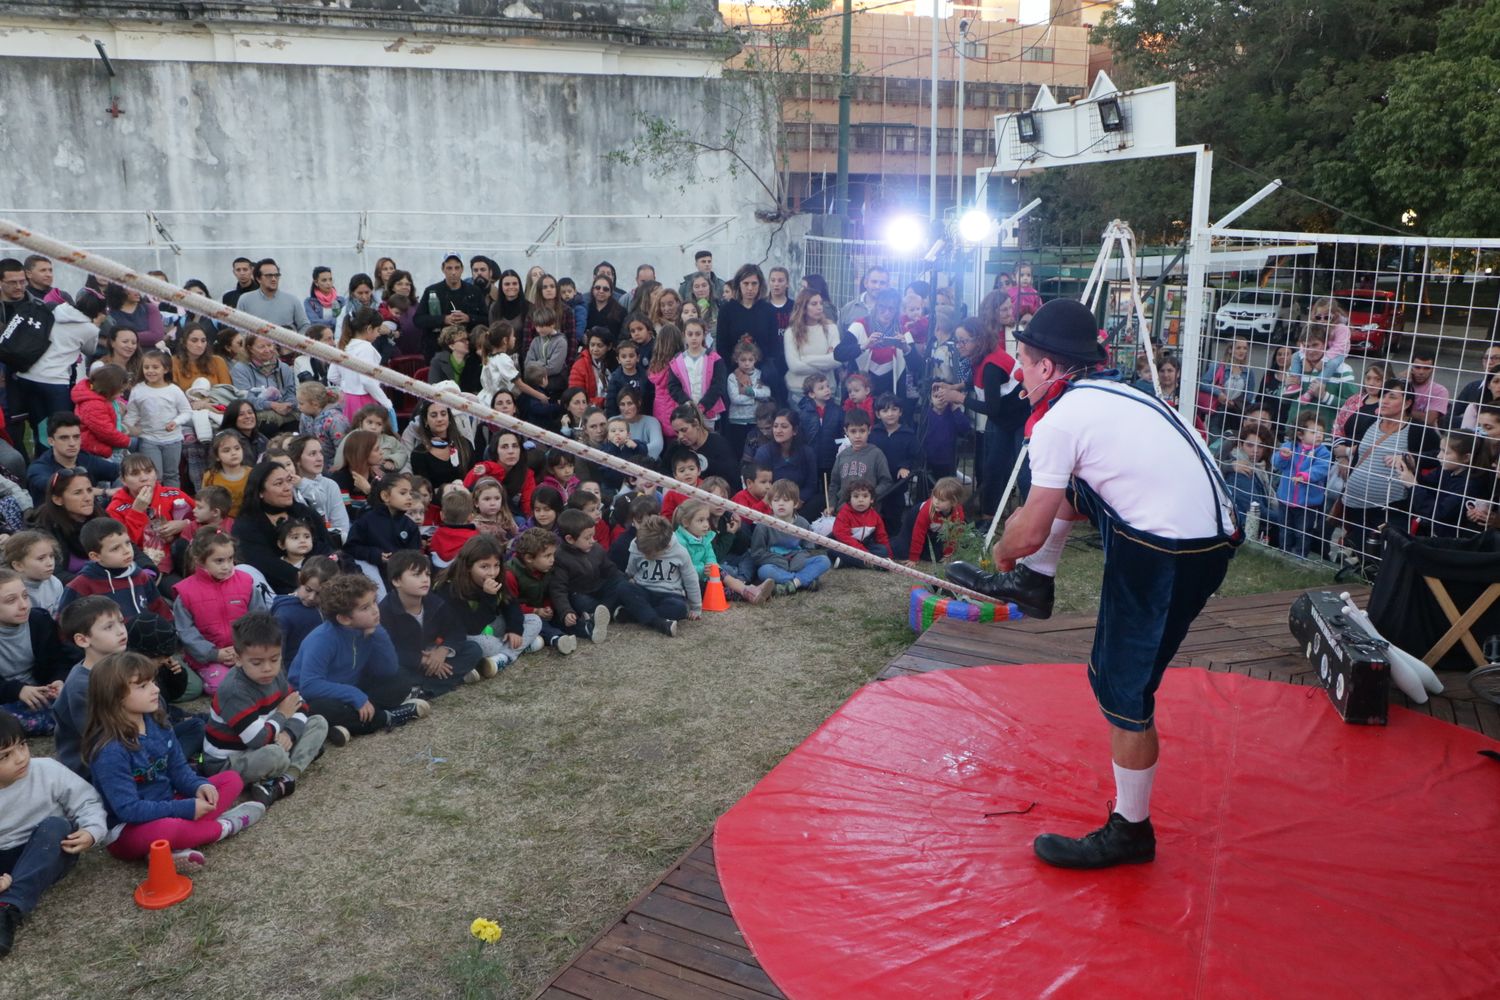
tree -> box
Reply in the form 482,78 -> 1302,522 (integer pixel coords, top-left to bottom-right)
609,0 -> 837,223
1027,0 -> 1449,241
1341,0 -> 1500,236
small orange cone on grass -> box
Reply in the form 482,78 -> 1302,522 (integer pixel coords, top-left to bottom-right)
135,838 -> 193,909
702,563 -> 730,612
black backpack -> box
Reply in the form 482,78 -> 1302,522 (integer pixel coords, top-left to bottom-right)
0,300 -> 54,372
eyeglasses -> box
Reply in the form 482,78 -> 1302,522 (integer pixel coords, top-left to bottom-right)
593,285 -> 611,292
262,272 -> 281,279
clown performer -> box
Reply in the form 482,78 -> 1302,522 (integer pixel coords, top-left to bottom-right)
948,299 -> 1241,870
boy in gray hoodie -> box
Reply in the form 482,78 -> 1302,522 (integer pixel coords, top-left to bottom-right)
626,515 -> 701,623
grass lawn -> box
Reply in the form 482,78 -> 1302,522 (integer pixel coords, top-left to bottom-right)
0,534 -> 1331,999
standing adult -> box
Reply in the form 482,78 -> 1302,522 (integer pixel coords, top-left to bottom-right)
948,299 -> 1240,869
232,461 -> 338,595
379,269 -> 422,356
944,316 -> 1028,518
303,266 -> 347,334
236,259 -> 309,333
624,264 -> 657,312
717,265 -> 783,401
1339,379 -> 1423,575
782,288 -> 841,398
415,255 -> 487,358
222,257 -> 258,309
488,269 -> 530,333
841,265 -> 890,329
12,290 -> 104,456
22,255 -> 73,307
104,284 -> 166,351
678,250 -> 724,304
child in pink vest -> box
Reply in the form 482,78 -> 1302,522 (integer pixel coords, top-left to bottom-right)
170,532 -> 269,694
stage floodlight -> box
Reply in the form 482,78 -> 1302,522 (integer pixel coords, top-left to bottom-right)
883,215 -> 928,256
1016,112 -> 1039,144
1097,96 -> 1124,133
957,209 -> 995,245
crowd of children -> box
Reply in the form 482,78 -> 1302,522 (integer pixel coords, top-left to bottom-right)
0,251 -> 995,960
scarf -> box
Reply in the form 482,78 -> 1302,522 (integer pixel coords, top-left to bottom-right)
313,288 -> 339,309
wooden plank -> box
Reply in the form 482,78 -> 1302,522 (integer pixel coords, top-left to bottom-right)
576,951 -> 742,1000
660,871 -> 729,907
1475,702 -> 1500,739
635,893 -> 747,947
602,926 -> 784,998
624,915 -> 758,966
554,968 -> 662,1000
1450,698 -> 1482,734
540,990 -> 585,1000
656,883 -> 733,918
1426,696 -> 1457,726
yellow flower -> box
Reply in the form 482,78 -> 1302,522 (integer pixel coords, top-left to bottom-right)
469,918 -> 503,945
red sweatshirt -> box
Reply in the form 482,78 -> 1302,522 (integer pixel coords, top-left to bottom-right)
730,489 -> 770,517
842,397 -> 875,422
660,489 -> 688,522
567,353 -> 608,407
430,524 -> 478,563
907,499 -> 966,562
833,504 -> 890,553
106,484 -> 191,547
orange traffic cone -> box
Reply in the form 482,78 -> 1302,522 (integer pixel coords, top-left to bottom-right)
702,563 -> 730,613
134,838 -> 193,910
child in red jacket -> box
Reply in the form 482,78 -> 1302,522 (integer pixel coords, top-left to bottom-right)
430,489 -> 479,568
832,479 -> 891,569
71,364 -> 135,459
895,476 -> 970,565
105,455 -> 193,575
567,328 -> 612,407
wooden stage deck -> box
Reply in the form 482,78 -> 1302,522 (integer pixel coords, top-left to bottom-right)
530,587 -> 1500,1000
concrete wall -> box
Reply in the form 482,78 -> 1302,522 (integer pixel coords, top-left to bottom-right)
0,2 -> 797,293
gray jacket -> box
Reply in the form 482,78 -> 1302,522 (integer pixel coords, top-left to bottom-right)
625,537 -> 701,613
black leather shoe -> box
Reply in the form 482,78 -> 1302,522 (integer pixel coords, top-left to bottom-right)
0,902 -> 21,959
1033,811 -> 1156,869
945,562 -> 1056,619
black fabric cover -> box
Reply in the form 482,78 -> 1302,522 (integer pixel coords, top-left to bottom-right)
1367,527 -> 1500,669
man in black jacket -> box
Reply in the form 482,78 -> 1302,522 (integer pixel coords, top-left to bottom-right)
416,255 -> 487,358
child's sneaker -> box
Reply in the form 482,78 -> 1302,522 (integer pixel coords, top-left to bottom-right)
746,579 -> 775,604
584,607 -> 610,644
477,657 -> 499,679
215,801 -> 267,841
654,619 -> 678,637
551,634 -> 578,655
274,775 -> 297,801
463,669 -> 482,685
171,849 -> 206,867
805,578 -> 820,592
326,725 -> 352,748
831,557 -> 843,570
526,635 -> 545,653
774,581 -> 797,597
249,779 -> 279,808
382,698 -> 431,729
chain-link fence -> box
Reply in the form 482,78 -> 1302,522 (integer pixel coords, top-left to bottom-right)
1185,228 -> 1500,578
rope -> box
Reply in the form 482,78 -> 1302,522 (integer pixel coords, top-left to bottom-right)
0,217 -> 1000,605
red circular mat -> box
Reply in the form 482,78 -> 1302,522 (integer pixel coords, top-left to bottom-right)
714,665 -> 1500,1000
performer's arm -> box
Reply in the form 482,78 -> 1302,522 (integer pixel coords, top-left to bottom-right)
994,486 -> 1075,571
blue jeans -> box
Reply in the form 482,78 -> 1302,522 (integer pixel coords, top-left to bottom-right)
572,575 -> 665,627
840,542 -> 890,570
0,815 -> 77,915
13,378 -> 75,458
757,555 -> 832,587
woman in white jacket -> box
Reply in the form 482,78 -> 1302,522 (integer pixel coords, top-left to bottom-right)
782,289 -> 843,398
14,296 -> 104,453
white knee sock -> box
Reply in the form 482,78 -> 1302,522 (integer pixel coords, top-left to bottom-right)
1019,518 -> 1072,577
1112,762 -> 1156,823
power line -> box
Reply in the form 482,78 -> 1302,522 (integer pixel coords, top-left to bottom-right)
1219,155 -> 1410,237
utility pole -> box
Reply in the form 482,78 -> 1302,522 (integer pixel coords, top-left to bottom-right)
833,0 -> 852,229
929,0 -> 939,221
954,18 -> 969,211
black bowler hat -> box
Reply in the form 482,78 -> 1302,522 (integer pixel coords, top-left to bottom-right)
1014,299 -> 1107,365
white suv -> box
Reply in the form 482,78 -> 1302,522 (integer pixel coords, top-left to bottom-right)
1214,288 -> 1294,342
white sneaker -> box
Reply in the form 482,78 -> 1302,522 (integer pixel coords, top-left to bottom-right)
553,634 -> 578,655
526,635 -> 544,653
586,606 -> 611,644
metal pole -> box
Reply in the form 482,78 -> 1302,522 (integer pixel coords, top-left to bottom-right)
954,21 -> 968,212
833,0 -> 852,224
929,0 -> 940,221
1179,146 -> 1214,426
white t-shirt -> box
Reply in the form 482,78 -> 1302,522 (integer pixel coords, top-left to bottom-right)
1028,380 -> 1234,540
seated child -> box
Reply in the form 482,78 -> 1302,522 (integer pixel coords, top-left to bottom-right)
551,508 -> 675,637
1271,411 -> 1332,558
698,476 -> 754,566
270,556 -> 339,665
567,489 -> 613,551
749,480 -> 832,595
895,475 -> 969,565
126,611 -> 200,707
674,499 -> 770,603
504,527 -> 581,655
539,449 -> 581,499
86,651 -> 265,862
288,574 -> 431,738
598,417 -> 648,493
829,410 -> 893,515
660,448 -> 703,522
0,709 -> 108,958
4,532 -> 64,617
187,485 -> 235,541
0,570 -> 74,736
104,455 -> 193,573
842,372 -> 874,423
731,463 -> 774,520
344,472 -> 422,583
433,535 -> 543,665
276,518 -> 316,576
525,485 -> 565,539
204,613 -> 333,805
172,532 -> 270,696
609,492 -> 661,571
628,514 -> 702,623
470,477 -> 519,544
740,400 -> 778,467
57,518 -> 174,624
832,479 -> 892,569
430,489 -> 479,569
380,550 -> 494,695
54,597 -> 130,776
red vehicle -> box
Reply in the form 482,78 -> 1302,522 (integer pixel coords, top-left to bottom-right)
1335,287 -> 1407,355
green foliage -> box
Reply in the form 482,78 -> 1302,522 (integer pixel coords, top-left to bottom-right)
1032,0 -> 1452,238
1343,0 -> 1500,236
